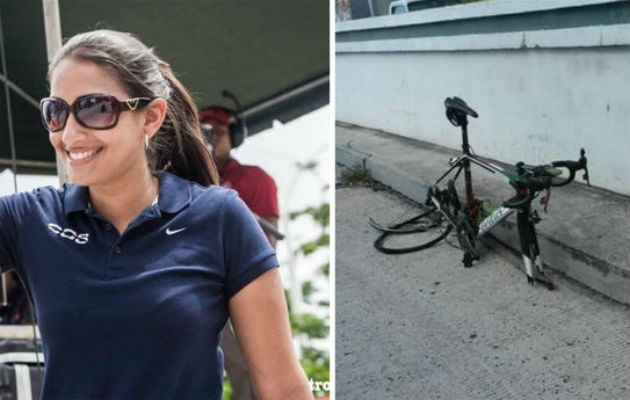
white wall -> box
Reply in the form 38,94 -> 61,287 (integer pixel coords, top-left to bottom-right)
0,169 -> 59,196
336,1 -> 630,195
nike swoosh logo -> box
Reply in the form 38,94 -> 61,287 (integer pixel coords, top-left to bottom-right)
166,227 -> 187,235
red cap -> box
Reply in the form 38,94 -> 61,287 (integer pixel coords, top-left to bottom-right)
199,107 -> 230,125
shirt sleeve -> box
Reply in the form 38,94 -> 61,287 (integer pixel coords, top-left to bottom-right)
0,194 -> 19,272
222,191 -> 279,299
249,168 -> 279,218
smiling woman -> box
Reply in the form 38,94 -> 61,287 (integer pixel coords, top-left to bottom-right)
0,29 -> 312,400
46,57 -> 164,201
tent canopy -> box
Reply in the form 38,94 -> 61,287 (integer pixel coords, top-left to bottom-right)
0,0 -> 329,174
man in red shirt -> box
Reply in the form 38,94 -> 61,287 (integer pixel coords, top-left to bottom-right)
200,106 -> 279,247
199,106 -> 280,399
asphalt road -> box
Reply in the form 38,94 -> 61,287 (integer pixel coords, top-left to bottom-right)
336,185 -> 630,400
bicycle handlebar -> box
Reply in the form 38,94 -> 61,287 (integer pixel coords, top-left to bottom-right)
550,148 -> 589,187
503,148 -> 589,209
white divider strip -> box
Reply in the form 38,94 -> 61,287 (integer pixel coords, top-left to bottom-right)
0,352 -> 45,364
0,325 -> 41,339
14,364 -> 32,400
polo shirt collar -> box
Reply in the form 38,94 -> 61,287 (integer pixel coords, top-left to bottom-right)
63,171 -> 192,217
63,184 -> 89,216
153,171 -> 192,214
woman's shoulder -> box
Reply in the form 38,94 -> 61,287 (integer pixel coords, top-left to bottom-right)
0,185 -> 64,209
0,185 -> 67,228
190,181 -> 240,210
188,182 -> 256,225
153,171 -> 240,217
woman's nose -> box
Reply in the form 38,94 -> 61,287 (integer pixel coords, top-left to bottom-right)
60,112 -> 88,145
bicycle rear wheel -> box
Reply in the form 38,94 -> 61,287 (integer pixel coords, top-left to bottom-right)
372,182 -> 460,254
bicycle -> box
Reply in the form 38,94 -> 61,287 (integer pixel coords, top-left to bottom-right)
370,97 -> 590,289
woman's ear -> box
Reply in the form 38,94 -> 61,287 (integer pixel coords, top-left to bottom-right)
143,98 -> 168,138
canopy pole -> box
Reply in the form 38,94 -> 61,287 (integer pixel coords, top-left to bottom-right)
0,72 -> 39,109
0,8 -> 19,338
0,9 -> 18,193
42,0 -> 67,185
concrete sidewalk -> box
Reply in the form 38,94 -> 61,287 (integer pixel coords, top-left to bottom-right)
336,122 -> 630,305
336,186 -> 630,400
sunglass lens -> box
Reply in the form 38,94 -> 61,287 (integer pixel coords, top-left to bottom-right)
41,99 -> 69,132
75,95 -> 117,129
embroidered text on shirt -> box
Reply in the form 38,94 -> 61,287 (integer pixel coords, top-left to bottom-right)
47,223 -> 90,245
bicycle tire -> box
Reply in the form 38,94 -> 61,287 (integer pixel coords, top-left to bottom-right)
373,222 -> 453,254
372,184 -> 460,254
368,208 -> 440,234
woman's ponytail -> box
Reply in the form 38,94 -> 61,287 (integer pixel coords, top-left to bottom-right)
149,62 -> 219,186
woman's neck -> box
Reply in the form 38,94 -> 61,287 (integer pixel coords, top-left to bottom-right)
88,166 -> 159,235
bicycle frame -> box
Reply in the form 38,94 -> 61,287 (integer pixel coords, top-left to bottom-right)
426,117 -> 553,287
433,154 -> 516,234
370,97 -> 584,289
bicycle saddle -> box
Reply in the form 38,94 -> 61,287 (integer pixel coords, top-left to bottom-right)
444,97 -> 478,126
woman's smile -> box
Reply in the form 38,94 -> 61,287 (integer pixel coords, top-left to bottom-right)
65,146 -> 105,166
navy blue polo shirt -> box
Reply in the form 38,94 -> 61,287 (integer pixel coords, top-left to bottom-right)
0,171 -> 278,399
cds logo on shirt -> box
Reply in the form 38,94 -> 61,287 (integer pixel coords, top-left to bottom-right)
47,223 -> 89,245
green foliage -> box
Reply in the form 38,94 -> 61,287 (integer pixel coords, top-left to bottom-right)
222,376 -> 233,400
302,281 -> 315,302
300,346 -> 330,399
289,203 -> 330,228
296,161 -> 319,171
300,233 -> 329,256
320,262 -> 329,277
288,159 -> 330,398
338,164 -> 371,186
290,313 -> 329,339
284,289 -> 292,313
289,203 -> 329,258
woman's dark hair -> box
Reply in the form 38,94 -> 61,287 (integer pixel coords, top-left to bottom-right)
48,29 -> 219,186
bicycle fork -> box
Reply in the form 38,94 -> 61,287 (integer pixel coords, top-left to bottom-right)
516,208 -> 554,290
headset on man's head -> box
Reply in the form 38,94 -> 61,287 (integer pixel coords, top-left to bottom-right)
199,90 -> 248,148
199,105 -> 247,148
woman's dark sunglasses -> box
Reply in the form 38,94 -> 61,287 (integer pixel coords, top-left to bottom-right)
40,94 -> 155,132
